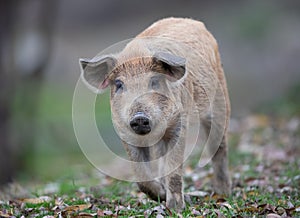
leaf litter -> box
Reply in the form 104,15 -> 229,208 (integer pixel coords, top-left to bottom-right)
0,114 -> 299,217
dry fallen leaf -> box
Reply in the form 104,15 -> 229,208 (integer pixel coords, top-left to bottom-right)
0,210 -> 12,218
266,213 -> 281,218
204,193 -> 225,201
77,212 -> 98,217
191,207 -> 201,216
21,196 -> 52,204
238,206 -> 259,213
60,203 -> 92,216
64,203 -> 92,212
185,191 -> 209,197
97,209 -> 116,217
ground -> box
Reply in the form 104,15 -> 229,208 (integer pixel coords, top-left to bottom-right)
0,113 -> 299,218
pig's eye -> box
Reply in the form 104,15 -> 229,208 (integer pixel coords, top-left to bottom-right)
114,79 -> 124,92
149,77 -> 160,90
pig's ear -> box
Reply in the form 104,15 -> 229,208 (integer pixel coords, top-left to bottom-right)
152,52 -> 186,81
79,55 -> 116,93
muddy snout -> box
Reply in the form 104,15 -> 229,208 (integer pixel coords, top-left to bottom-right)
129,112 -> 152,135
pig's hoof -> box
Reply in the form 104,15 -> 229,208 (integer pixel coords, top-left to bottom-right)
166,198 -> 185,211
213,178 -> 232,196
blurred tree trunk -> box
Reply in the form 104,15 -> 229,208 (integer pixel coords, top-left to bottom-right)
0,0 -> 17,186
0,0 -> 57,185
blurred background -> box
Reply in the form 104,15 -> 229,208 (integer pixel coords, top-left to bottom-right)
0,0 -> 299,186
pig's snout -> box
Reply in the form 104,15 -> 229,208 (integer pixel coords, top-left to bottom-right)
130,112 -> 151,135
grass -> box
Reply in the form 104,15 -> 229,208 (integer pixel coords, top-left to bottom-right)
1,141 -> 299,217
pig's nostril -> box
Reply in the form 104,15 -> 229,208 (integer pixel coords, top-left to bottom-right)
131,123 -> 139,128
130,115 -> 151,135
143,120 -> 149,126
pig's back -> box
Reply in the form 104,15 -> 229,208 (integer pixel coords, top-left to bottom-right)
136,17 -> 222,82
136,17 -> 217,55
136,17 -> 230,120
137,18 -> 207,40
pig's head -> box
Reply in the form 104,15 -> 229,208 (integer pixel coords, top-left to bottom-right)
79,52 -> 186,146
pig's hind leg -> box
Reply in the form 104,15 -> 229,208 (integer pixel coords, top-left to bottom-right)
201,115 -> 231,196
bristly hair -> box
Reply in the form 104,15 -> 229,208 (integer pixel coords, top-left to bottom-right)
108,56 -> 155,80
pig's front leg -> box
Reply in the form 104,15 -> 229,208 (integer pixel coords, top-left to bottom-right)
122,141 -> 166,201
165,167 -> 184,209
136,181 -> 166,202
163,134 -> 186,210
